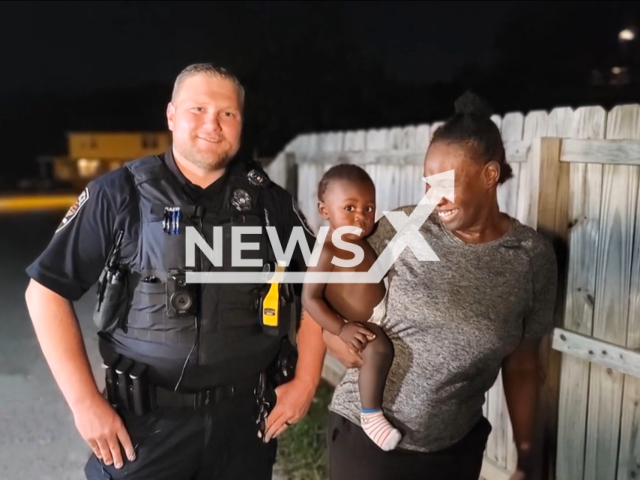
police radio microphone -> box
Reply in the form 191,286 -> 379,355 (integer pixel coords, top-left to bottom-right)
189,204 -> 206,237
170,204 -> 206,392
196,204 -> 206,217
190,204 -> 206,220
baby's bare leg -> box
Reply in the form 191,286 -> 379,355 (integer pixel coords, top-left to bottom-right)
359,324 -> 393,409
358,324 -> 402,451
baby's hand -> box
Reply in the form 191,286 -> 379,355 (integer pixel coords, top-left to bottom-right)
338,322 -> 376,354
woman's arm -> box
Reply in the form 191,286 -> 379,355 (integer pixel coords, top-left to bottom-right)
502,337 -> 542,477
502,234 -> 558,478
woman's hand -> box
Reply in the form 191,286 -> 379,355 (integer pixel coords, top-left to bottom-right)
322,329 -> 363,368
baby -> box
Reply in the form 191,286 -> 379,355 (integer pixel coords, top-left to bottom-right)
302,164 -> 402,451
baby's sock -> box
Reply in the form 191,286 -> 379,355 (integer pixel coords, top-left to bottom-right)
360,408 -> 402,451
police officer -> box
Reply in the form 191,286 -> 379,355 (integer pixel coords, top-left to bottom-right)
24,63 -> 325,480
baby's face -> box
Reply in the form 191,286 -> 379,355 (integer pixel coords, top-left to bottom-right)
319,179 -> 376,240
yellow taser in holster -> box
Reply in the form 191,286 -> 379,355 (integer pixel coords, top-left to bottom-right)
260,261 -> 290,335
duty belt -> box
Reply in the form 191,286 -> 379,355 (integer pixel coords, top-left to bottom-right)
153,377 -> 259,409
102,354 -> 260,414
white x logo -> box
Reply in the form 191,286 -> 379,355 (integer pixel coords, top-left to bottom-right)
367,170 -> 455,280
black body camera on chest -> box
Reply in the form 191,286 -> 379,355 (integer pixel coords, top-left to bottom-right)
166,269 -> 198,317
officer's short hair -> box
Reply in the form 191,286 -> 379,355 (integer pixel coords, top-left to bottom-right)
171,63 -> 245,110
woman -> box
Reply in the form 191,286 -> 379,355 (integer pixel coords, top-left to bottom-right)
323,92 -> 558,480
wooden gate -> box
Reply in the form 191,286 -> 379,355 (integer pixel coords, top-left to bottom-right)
473,105 -> 640,480
549,105 -> 640,480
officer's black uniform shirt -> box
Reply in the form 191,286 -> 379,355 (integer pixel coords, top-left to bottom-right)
25,147 -> 316,389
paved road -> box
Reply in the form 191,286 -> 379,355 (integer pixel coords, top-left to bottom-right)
0,211 -> 101,480
0,211 -> 287,480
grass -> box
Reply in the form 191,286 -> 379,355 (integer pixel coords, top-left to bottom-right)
275,380 -> 335,480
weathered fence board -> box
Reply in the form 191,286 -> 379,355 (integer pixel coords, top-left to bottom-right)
537,111 -> 574,480
613,105 -> 640,480
556,105 -> 606,480
584,105 -> 640,480
560,138 -> 640,165
553,328 -> 640,379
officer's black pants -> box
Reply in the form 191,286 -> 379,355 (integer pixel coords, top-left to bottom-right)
327,412 -> 491,480
84,391 -> 276,480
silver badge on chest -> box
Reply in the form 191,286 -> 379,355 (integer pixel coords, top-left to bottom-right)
231,188 -> 252,212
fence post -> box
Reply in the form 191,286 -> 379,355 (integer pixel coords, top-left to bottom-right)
535,137 -> 571,480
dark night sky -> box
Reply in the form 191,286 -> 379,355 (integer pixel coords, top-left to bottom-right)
1,1 -> 544,97
1,1 -> 638,184
343,1 -> 545,84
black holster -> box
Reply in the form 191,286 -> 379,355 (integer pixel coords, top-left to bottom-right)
255,336 -> 298,439
267,336 -> 298,388
93,271 -> 129,333
94,229 -> 129,333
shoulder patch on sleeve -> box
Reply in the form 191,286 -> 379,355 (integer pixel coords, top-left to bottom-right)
55,187 -> 90,234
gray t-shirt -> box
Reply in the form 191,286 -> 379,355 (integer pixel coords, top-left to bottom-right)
329,205 -> 558,453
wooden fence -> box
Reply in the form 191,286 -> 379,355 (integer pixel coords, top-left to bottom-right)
266,103 -> 640,480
